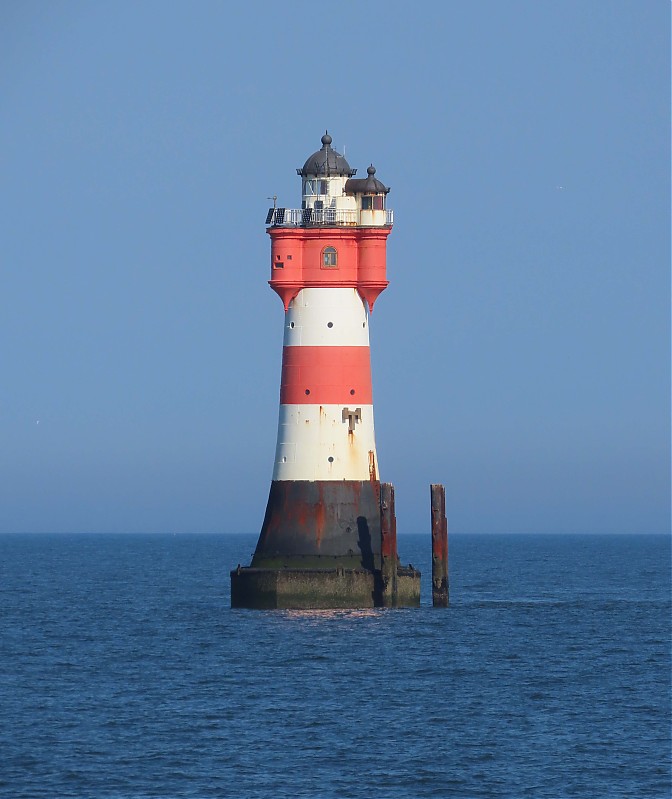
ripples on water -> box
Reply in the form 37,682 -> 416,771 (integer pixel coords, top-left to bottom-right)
0,533 -> 669,798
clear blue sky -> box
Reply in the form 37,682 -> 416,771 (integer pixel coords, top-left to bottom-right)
1,1 -> 668,534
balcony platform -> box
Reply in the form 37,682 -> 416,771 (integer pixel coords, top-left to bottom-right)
266,207 -> 393,228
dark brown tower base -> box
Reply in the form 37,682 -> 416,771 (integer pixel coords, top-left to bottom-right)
230,480 -> 420,609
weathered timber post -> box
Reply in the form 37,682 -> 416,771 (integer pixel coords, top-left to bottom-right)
380,482 -> 398,607
431,484 -> 449,607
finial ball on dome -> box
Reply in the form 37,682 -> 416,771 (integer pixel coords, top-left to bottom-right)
367,165 -> 376,176
321,132 -> 332,146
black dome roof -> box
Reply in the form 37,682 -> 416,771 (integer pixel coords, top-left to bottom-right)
298,132 -> 355,177
344,164 -> 389,195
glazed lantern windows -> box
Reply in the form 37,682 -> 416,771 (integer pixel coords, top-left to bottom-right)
361,195 -> 385,211
322,247 -> 337,268
304,179 -> 329,196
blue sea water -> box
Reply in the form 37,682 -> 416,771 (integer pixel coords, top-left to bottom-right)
0,533 -> 669,799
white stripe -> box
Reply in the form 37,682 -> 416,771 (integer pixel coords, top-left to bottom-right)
273,404 -> 379,481
284,288 -> 370,348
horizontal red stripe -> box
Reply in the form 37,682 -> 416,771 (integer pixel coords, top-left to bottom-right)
280,346 -> 372,404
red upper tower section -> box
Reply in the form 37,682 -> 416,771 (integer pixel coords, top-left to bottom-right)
266,135 -> 393,312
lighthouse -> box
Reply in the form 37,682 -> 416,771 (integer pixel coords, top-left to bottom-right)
231,133 -> 443,609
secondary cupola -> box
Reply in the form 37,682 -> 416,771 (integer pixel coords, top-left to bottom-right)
345,165 -> 390,226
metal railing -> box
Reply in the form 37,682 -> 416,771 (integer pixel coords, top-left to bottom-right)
266,207 -> 393,227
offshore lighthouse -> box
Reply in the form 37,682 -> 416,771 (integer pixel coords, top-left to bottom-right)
231,133 -> 447,609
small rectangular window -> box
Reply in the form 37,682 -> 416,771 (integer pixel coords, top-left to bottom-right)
287,254 -> 292,260
361,196 -> 373,210
322,247 -> 337,267
318,180 -> 328,195
373,195 -> 384,210
274,262 -> 284,269
304,180 -> 316,196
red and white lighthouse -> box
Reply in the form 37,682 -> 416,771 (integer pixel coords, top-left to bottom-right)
231,133 -> 427,609
267,134 -> 390,484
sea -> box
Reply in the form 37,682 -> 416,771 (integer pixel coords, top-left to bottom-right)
0,533 -> 669,799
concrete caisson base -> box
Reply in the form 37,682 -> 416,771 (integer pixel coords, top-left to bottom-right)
230,566 -> 420,610
252,480 -> 383,570
231,479 -> 422,609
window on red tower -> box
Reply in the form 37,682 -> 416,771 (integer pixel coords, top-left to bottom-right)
322,247 -> 337,268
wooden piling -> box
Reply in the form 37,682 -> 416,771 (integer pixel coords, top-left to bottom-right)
380,482 -> 398,607
431,484 -> 449,607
